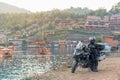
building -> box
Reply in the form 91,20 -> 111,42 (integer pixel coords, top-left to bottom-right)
112,31 -> 120,35
0,34 -> 6,44
58,40 -> 66,47
109,14 -> 120,31
66,34 -> 90,43
102,36 -> 118,50
85,16 -> 109,30
55,18 -> 85,30
113,31 -> 120,49
43,30 -> 55,35
104,16 -> 110,30
104,16 -> 110,23
8,39 -> 25,47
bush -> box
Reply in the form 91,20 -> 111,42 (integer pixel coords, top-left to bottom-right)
21,78 -> 32,80
96,36 -> 102,43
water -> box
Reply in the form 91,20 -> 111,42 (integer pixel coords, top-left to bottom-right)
0,55 -> 53,80
0,46 -> 74,80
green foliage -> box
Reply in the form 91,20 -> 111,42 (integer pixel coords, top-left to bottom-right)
96,36 -> 102,43
109,2 -> 120,14
21,78 -> 32,80
64,7 -> 91,15
0,2 -> 119,40
89,8 -> 107,18
0,9 -> 85,39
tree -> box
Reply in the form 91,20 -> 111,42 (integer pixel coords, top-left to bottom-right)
89,8 -> 107,18
109,2 -> 120,14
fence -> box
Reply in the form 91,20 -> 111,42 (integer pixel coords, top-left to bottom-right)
110,50 -> 120,57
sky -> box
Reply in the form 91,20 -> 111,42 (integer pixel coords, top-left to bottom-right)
0,0 -> 120,12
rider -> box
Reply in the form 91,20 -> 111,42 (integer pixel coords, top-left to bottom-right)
88,37 -> 99,72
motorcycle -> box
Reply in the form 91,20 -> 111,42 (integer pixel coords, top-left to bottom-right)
71,43 -> 106,73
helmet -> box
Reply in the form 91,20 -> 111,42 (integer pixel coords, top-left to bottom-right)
89,36 -> 96,44
89,36 -> 96,41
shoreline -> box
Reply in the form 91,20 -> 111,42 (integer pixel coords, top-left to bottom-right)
25,57 -> 120,80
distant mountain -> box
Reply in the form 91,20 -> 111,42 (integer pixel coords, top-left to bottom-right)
0,2 -> 30,13
64,7 -> 92,15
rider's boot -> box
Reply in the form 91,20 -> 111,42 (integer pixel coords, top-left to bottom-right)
93,66 -> 98,72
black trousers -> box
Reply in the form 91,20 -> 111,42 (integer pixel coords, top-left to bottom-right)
90,51 -> 98,66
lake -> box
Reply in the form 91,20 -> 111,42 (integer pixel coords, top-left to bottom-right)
0,46 -> 74,80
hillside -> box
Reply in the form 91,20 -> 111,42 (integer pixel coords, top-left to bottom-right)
0,2 -> 30,13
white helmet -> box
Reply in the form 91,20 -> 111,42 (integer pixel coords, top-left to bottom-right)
89,36 -> 96,41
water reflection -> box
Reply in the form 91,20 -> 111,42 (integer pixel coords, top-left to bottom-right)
0,57 -> 4,63
0,46 -> 75,80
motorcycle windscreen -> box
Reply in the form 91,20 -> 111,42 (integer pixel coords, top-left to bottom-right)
73,49 -> 84,56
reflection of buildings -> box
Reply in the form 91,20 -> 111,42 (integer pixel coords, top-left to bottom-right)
51,41 -> 59,47
39,47 -> 50,61
0,47 -> 14,58
29,40 -> 51,61
59,40 -> 66,48
109,14 -> 120,31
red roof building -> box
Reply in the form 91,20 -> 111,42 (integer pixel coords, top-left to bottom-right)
85,16 -> 109,30
109,14 -> 120,31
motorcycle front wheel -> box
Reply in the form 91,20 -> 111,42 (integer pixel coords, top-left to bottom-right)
71,61 -> 78,73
